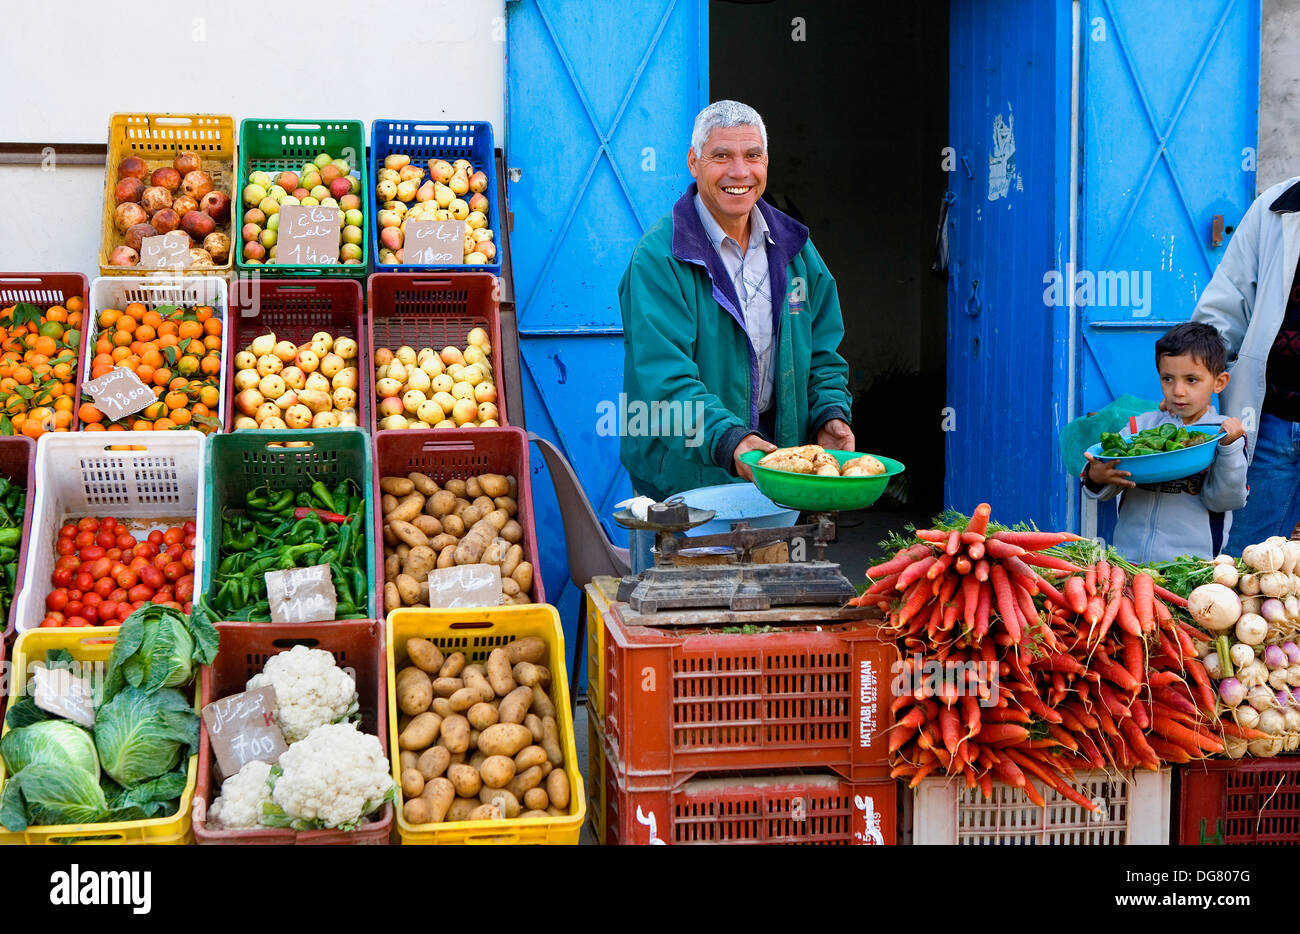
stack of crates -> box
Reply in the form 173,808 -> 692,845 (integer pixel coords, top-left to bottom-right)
585,589 -> 898,845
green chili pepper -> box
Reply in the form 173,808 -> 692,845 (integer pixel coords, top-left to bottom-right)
245,485 -> 272,509
332,564 -> 355,607
351,566 -> 367,610
297,491 -> 315,509
0,528 -> 20,547
309,478 -> 336,513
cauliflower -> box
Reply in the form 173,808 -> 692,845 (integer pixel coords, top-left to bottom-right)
262,722 -> 394,830
208,759 -> 273,830
246,645 -> 359,743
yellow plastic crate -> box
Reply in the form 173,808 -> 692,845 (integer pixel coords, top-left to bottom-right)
586,701 -> 605,845
99,113 -> 237,279
387,605 -> 586,845
585,577 -> 617,720
0,627 -> 198,844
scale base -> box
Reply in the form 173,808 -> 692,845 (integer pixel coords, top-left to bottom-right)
616,561 -> 857,613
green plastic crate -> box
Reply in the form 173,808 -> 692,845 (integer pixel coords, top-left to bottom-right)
201,428 -> 377,619
235,118 -> 370,279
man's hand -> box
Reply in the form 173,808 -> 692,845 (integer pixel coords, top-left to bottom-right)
817,418 -> 855,452
1219,417 -> 1245,444
734,433 -> 777,482
1083,452 -> 1136,489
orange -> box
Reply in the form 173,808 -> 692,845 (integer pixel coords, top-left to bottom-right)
52,410 -> 72,429
170,409 -> 191,426
84,422 -> 104,432
46,307 -> 67,324
13,367 -> 31,385
105,423 -> 125,431
66,296 -> 84,314
135,363 -> 155,384
112,330 -> 132,348
52,362 -> 72,381
115,316 -> 136,334
152,368 -> 171,387
111,346 -> 131,363
195,306 -> 213,322
53,396 -> 72,413
140,349 -> 163,369
178,355 -> 200,376
134,325 -> 156,343
199,385 -> 220,408
157,334 -> 178,349
97,308 -> 120,328
130,419 -> 153,431
0,378 -> 14,394
32,335 -> 56,357
200,354 -> 222,376
141,310 -> 162,330
164,391 -> 188,410
152,417 -> 176,431
124,302 -> 146,321
203,317 -> 222,337
143,400 -> 166,420
179,320 -> 204,341
202,335 -> 221,352
161,320 -> 183,338
20,420 -> 43,439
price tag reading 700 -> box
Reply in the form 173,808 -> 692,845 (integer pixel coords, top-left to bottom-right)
278,205 -> 341,265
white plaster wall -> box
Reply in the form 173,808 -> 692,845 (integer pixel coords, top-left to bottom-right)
1260,0 -> 1300,191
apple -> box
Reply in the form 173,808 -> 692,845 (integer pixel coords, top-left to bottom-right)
243,183 -> 268,207
259,228 -> 277,248
114,177 -> 145,204
242,223 -> 261,243
339,194 -> 361,212
310,185 -> 330,202
243,241 -> 266,262
329,177 -> 352,200
343,208 -> 363,228
313,153 -> 333,169
342,226 -> 363,246
249,171 -> 273,189
278,171 -> 299,191
293,187 -> 310,200
340,243 -> 363,263
266,214 -> 280,232
258,197 -> 280,216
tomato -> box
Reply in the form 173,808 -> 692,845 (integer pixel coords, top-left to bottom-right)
151,591 -> 171,605
59,523 -> 78,539
136,543 -> 158,560
51,567 -> 73,589
81,605 -> 99,624
40,616 -> 61,628
162,561 -> 184,582
175,576 -> 195,602
116,532 -> 136,550
184,534 -> 196,549
64,616 -> 90,628
77,517 -> 99,533
96,529 -> 116,549
127,584 -> 153,604
131,600 -> 146,612
162,601 -> 183,611
86,558 -> 111,580
78,545 -> 106,562
55,554 -> 80,571
129,556 -> 150,574
147,530 -> 164,546
74,572 -> 95,593
115,566 -> 139,589
182,550 -> 195,572
109,588 -> 128,603
65,601 -> 84,619
45,590 -> 69,612
93,577 -> 115,599
100,516 -> 117,532
99,600 -> 119,621
74,530 -> 95,548
56,538 -> 77,556
163,527 -> 185,546
67,590 -> 82,601
184,520 -> 196,535
165,543 -> 184,561
106,548 -> 123,562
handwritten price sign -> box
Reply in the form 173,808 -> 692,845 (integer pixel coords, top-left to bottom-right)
83,366 -> 155,421
278,205 -> 341,265
404,220 -> 466,265
201,685 -> 288,779
140,231 -> 191,270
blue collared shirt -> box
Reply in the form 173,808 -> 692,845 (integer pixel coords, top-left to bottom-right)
693,193 -> 776,412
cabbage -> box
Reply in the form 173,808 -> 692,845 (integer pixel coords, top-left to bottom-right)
0,720 -> 98,776
93,687 -> 199,788
0,721 -> 105,831
103,604 -> 218,699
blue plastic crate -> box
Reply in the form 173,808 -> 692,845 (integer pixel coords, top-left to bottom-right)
368,120 -> 502,275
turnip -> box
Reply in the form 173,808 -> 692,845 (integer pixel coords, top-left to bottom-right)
1285,642 -> 1300,664
1248,683 -> 1277,710
1236,613 -> 1269,646
1262,599 -> 1289,626
1241,596 -> 1263,616
1235,704 -> 1261,730
1225,733 -> 1249,758
1218,677 -> 1246,707
1261,571 -> 1290,598
1244,542 -> 1286,573
1270,667 -> 1290,691
1187,583 -> 1242,632
1230,641 -> 1257,670
1212,562 -> 1239,588
1288,664 -> 1300,688
1265,644 -> 1289,669
1203,651 -> 1224,680
1240,573 -> 1261,596
1240,659 -> 1269,688
1249,736 -> 1284,757
1260,708 -> 1287,734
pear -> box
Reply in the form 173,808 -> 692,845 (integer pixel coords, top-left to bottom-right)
378,167 -> 400,184
396,180 -> 418,202
449,199 -> 470,220
406,367 -> 432,393
434,183 -> 455,208
429,159 -> 454,183
416,180 -> 435,203
384,153 -> 411,170
449,171 -> 470,196
396,345 -> 418,365
452,159 -> 472,175
387,360 -> 409,384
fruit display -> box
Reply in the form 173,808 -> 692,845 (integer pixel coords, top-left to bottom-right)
240,153 -> 365,266
82,301 -> 224,432
374,156 -> 496,266
374,328 -> 498,430
0,297 -> 84,438
394,634 -> 569,824
108,151 -> 233,268
379,470 -> 533,609
230,330 -> 361,430
37,517 -> 198,628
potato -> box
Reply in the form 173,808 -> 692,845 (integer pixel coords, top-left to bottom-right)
422,777 -> 455,822
469,728 -> 480,749
381,493 -> 399,516
447,763 -> 482,797
539,761 -> 554,778
385,581 -> 401,612
464,663 -> 487,678
417,746 -> 450,780
505,765 -> 545,800
466,803 -> 503,822
541,716 -> 563,766
389,492 -> 424,523
478,786 -> 520,818
524,787 -> 550,812
487,648 -> 515,696
448,751 -> 466,766
467,702 -> 499,730
431,697 -> 454,718
479,473 -> 509,497
445,479 -> 468,498
396,668 -> 433,715
547,769 -> 570,809
459,504 -> 488,529
506,594 -> 532,606
401,768 -> 425,798
381,476 -> 415,496
494,496 -> 518,516
425,490 -> 458,517
440,714 -> 471,753
546,806 -> 566,817
399,749 -> 419,772
524,714 -> 545,744
455,529 -> 494,565
507,636 -> 547,665
433,677 -> 464,698
514,744 -> 547,771
501,520 -> 523,544
452,498 -> 472,517
501,578 -> 521,597
439,652 -> 466,678
383,523 -> 398,547
449,687 -> 484,712
472,495 -> 495,514
406,638 -> 445,674
391,519 -> 429,548
428,532 -> 459,553
462,667 -> 495,703
412,514 -> 443,538
395,574 -> 422,607
395,543 -> 410,562
408,472 -> 438,496
513,661 -> 542,687
480,754 -> 516,789
399,712 -> 442,750
498,685 -> 533,725
482,539 -> 510,566
403,798 -> 432,824
535,666 -> 552,689
512,562 -> 534,594
531,685 -> 556,719
446,798 -> 478,822
437,544 -> 456,569
521,809 -> 550,819
501,544 -> 523,578
469,751 -> 487,771
440,514 -> 466,538
466,476 -> 483,499
478,722 -> 533,757
484,508 -> 510,532
385,553 -> 401,583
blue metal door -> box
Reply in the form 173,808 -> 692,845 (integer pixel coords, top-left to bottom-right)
1079,0 -> 1259,534
946,0 -> 1074,528
506,1 -> 708,663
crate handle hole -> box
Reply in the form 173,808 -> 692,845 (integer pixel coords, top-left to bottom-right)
448,621 -> 494,630
268,442 -> 314,451
80,636 -> 118,648
412,279 -> 455,287
283,124 -> 323,131
271,638 -> 321,649
152,117 -> 194,126
102,444 -> 149,453
421,442 -> 475,453
412,124 -> 453,132
49,834 -> 126,844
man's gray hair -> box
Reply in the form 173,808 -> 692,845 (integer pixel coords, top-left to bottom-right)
690,100 -> 768,157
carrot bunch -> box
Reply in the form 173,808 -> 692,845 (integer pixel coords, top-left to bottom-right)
0,297 -> 84,438
857,504 -> 1244,811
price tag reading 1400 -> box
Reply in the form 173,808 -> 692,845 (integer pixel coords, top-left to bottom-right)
278,205 -> 340,265
83,366 -> 155,422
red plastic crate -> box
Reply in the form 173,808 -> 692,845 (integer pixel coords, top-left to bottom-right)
0,273 -> 90,431
225,278 -> 369,430
603,761 -> 897,845
193,619 -> 392,845
373,427 -> 544,616
366,272 -> 506,432
603,607 -> 895,787
1176,758 -> 1300,845
0,437 -> 35,641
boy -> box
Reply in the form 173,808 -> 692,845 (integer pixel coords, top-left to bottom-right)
1082,322 -> 1248,562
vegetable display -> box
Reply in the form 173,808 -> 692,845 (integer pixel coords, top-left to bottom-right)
379,471 -> 534,608
1098,424 -> 1213,457
207,479 -> 369,621
0,298 -> 84,439
0,475 -> 25,622
856,505 -> 1226,807
394,635 -> 569,824
230,330 -> 360,431
375,332 -> 500,430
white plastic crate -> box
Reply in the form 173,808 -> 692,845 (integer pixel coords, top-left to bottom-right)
14,431 -> 206,634
912,768 -> 1171,845
85,275 -> 230,431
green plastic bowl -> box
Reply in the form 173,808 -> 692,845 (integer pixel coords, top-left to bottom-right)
739,450 -> 906,511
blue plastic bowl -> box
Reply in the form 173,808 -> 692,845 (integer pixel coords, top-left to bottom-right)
677,482 -> 800,537
1084,427 -> 1226,484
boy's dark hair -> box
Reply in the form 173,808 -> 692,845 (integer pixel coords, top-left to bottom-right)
1155,322 -> 1228,375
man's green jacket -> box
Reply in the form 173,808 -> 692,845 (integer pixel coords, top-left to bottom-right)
618,184 -> 852,501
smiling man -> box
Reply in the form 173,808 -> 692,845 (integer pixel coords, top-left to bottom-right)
617,100 -> 854,502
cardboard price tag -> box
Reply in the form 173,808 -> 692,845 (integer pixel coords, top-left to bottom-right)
31,665 -> 96,728
427,564 -> 502,609
404,220 -> 466,264
265,564 -> 337,623
278,205 -> 340,265
83,366 -> 155,421
140,231 -> 191,270
201,686 -> 288,780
